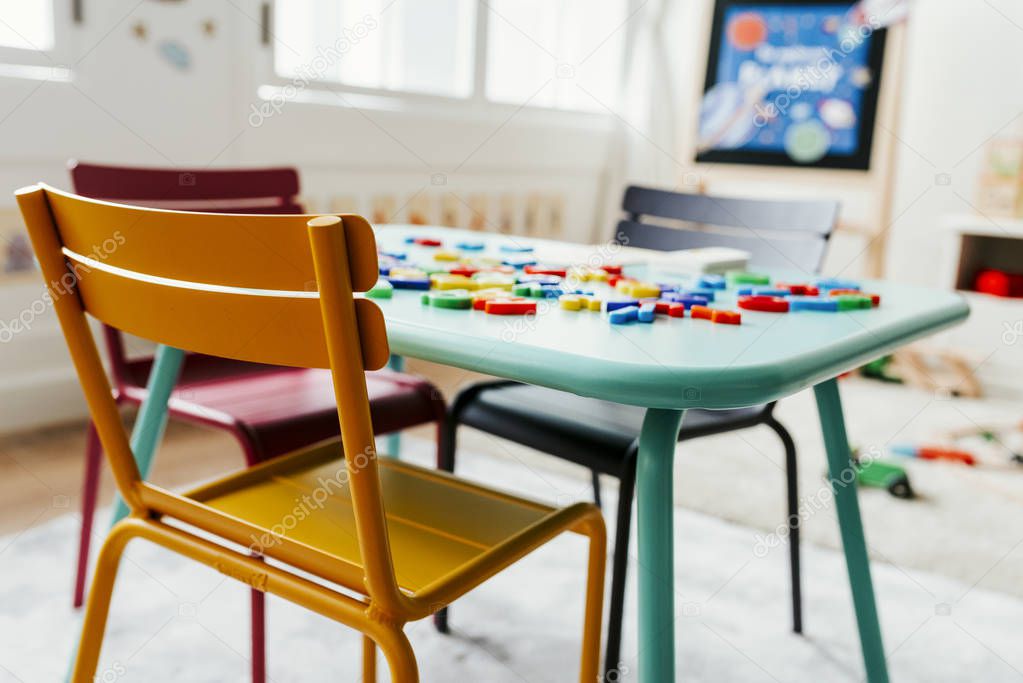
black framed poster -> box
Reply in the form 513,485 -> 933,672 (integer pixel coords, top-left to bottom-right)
696,0 -> 887,170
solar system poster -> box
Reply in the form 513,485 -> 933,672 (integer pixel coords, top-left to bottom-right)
697,1 -> 887,170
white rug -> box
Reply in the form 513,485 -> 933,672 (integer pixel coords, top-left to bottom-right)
2,441 -> 1022,682
444,375 -> 1023,600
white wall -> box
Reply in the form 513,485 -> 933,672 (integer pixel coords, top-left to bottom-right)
883,0 -> 1023,285
0,0 -> 615,432
884,0 -> 1023,395
1,0 -> 1020,431
659,0 -> 1023,284
656,0 -> 1023,394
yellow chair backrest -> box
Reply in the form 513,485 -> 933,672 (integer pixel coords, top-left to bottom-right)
15,184 -> 405,609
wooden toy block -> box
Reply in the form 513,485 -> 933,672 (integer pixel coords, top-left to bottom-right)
605,299 -> 639,312
559,294 -> 584,311
738,295 -> 790,313
790,297 -> 839,312
431,273 -> 479,291
366,279 -> 394,299
484,298 -> 537,315
609,305 -> 639,324
727,271 -> 770,285
421,289 -> 473,309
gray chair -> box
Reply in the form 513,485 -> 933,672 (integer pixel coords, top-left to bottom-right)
436,185 -> 839,679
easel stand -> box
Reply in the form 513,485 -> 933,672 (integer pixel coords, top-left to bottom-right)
678,8 -> 908,279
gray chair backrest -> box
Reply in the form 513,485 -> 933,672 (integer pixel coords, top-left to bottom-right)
616,185 -> 840,273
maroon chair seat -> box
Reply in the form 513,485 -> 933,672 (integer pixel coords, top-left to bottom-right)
68,162 -> 445,683
119,360 -> 442,460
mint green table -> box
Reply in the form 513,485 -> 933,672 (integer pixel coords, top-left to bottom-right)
115,226 -> 968,682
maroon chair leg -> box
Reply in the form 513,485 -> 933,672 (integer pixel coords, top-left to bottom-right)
251,584 -> 266,683
235,430 -> 268,683
73,421 -> 103,608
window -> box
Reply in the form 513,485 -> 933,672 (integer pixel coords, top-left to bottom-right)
275,0 -> 477,98
271,0 -> 628,113
485,0 -> 628,113
0,0 -> 71,80
0,0 -> 54,52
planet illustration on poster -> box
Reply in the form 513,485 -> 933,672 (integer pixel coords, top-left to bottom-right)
698,82 -> 763,150
785,120 -> 831,163
819,98 -> 857,129
726,11 -> 767,51
697,1 -> 889,169
851,66 -> 873,88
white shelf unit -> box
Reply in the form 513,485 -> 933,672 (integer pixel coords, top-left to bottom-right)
934,214 -> 1023,399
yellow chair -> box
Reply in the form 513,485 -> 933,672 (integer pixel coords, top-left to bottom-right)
17,184 -> 606,682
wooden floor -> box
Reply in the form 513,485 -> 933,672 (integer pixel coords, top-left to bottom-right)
0,359 -> 488,536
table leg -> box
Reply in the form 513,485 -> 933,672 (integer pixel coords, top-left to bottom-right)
107,345 -> 185,527
814,379 -> 889,683
385,353 -> 404,458
636,408 -> 685,683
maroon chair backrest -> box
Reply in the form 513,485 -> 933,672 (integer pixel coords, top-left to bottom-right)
68,161 -> 306,386
69,161 -> 304,214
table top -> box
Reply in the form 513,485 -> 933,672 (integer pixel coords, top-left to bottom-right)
372,226 -> 970,411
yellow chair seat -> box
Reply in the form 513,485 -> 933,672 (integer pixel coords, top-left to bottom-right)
187,440 -> 555,593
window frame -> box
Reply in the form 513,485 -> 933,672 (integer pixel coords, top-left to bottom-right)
0,0 -> 72,74
259,0 -> 631,120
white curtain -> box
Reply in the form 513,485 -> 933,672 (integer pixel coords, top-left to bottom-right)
595,0 -> 680,241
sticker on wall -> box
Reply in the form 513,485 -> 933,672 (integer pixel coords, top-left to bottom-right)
466,194 -> 489,231
158,40 -> 191,71
439,194 -> 460,227
371,195 -> 398,224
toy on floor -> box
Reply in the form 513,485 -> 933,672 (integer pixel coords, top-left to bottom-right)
856,459 -> 915,499
859,355 -> 902,383
877,419 -> 1023,471
974,268 -> 1023,298
938,422 -> 1023,466
890,347 -> 982,398
849,446 -> 915,499
890,444 -> 977,466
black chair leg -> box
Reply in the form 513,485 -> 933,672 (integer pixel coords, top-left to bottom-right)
603,449 -> 637,680
433,410 -> 459,635
591,469 -> 603,509
766,417 -> 802,634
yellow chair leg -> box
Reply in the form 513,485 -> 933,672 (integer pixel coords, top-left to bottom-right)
363,634 -> 377,683
373,626 -> 418,683
579,515 -> 607,683
71,520 -> 137,682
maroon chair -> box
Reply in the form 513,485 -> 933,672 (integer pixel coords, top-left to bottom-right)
68,161 -> 446,683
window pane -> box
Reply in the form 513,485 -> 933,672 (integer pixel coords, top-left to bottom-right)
0,0 -> 54,52
485,0 -> 627,112
275,0 -> 476,98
